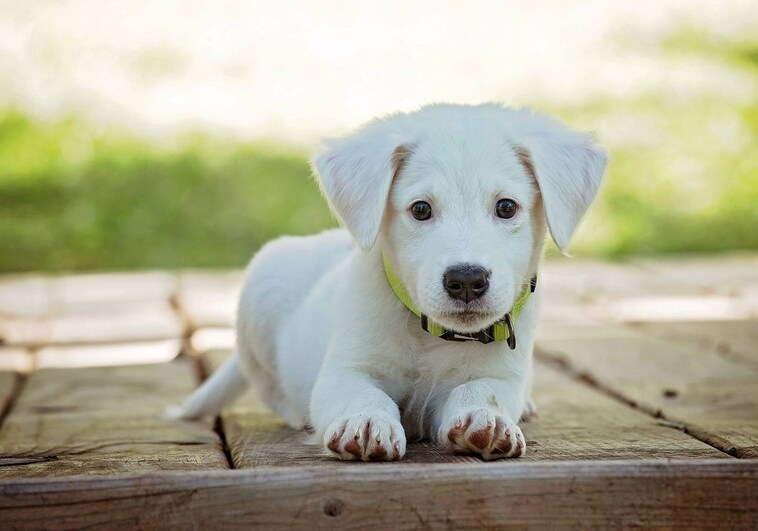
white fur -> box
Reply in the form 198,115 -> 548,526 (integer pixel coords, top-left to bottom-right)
179,103 -> 607,461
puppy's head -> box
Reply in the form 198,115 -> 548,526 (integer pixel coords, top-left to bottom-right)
313,104 -> 607,333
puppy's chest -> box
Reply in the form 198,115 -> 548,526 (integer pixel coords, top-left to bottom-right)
395,346 -> 477,397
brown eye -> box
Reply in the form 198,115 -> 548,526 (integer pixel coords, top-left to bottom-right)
410,201 -> 432,221
496,198 -> 519,219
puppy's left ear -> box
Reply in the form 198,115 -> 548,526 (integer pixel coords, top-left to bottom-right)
516,119 -> 608,252
313,122 -> 411,250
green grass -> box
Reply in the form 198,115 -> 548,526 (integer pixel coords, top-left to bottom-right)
551,29 -> 758,258
0,114 -> 335,272
1,28 -> 757,273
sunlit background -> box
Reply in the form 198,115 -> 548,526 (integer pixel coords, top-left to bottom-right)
2,0 -> 757,272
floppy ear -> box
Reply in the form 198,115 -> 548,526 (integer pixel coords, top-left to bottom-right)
515,121 -> 608,252
313,122 -> 411,250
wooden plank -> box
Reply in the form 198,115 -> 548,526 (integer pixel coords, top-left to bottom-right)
535,322 -> 638,342
539,257 -> 741,304
0,461 -> 756,529
0,301 -> 183,347
0,371 -> 18,416
0,359 -> 229,477
630,320 -> 758,368
633,254 -> 758,296
587,294 -> 752,322
177,271 -> 243,328
0,347 -> 34,373
189,327 -> 235,355
34,339 -> 181,369
0,275 -> 49,318
0,272 -> 177,319
201,349 -> 725,468
742,285 -> 758,315
540,256 -> 758,324
46,272 -> 177,314
523,362 -> 726,461
537,329 -> 758,458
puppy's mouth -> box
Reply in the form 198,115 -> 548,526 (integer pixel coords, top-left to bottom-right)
434,307 -> 502,332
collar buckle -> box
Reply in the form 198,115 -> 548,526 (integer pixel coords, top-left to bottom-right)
503,313 -> 516,350
441,327 -> 496,344
422,315 -> 496,344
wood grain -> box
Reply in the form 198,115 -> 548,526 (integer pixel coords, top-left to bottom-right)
1,460 -> 756,530
0,359 -> 229,477
537,330 -> 758,458
201,349 -> 725,468
629,320 -> 758,368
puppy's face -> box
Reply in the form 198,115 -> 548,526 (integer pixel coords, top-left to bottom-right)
314,104 -> 607,334
385,138 -> 545,333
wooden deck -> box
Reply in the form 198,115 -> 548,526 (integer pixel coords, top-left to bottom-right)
0,256 -> 757,529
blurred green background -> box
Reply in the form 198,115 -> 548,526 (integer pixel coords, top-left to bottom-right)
1,4 -> 757,273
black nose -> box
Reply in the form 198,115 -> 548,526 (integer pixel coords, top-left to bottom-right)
443,264 -> 490,303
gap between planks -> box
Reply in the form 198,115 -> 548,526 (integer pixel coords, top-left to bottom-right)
177,282 -> 237,471
535,344 -> 742,459
0,373 -> 26,431
0,359 -> 230,477
199,347 -> 726,467
193,353 -> 236,470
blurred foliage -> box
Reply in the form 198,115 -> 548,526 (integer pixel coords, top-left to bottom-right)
550,27 -> 758,257
1,27 -> 757,272
0,114 -> 335,272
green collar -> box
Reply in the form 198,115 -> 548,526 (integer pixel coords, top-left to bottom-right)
382,254 -> 536,348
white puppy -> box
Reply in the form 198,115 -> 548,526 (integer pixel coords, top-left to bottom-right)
179,103 -> 607,461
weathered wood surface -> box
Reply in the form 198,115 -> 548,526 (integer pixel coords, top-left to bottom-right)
34,339 -> 181,369
539,255 -> 758,323
0,347 -> 33,373
202,349 -> 726,468
537,329 -> 758,458
0,301 -> 183,347
0,272 -> 177,321
0,272 -> 184,370
0,371 -> 18,414
0,256 -> 755,528
1,461 -> 757,530
630,319 -> 758,367
0,359 -> 229,478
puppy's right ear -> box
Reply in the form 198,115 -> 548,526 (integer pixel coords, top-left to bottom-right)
515,115 -> 607,253
313,122 -> 411,250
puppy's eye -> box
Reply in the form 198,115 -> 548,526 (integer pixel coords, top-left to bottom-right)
410,201 -> 433,221
495,198 -> 519,219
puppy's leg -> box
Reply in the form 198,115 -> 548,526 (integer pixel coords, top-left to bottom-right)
436,378 -> 526,460
311,367 -> 406,461
520,362 -> 538,421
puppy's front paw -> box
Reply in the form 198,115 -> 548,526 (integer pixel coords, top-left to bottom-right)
324,413 -> 406,461
440,409 -> 525,460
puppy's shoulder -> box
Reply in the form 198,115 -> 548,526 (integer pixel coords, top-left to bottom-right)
248,228 -> 350,265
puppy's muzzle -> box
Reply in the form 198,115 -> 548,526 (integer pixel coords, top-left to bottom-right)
443,264 -> 490,303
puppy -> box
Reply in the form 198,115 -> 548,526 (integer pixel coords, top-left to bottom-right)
179,103 -> 607,461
